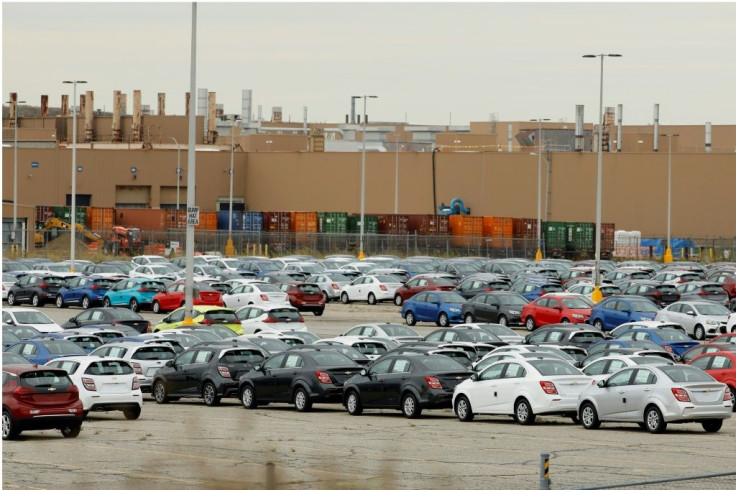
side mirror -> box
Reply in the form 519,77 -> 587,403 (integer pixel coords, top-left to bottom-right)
254,364 -> 263,371
596,380 -> 606,388
6,319 -> 15,325
521,338 -> 529,344
686,311 -> 696,316
360,369 -> 367,376
165,360 -> 174,367
68,318 -> 77,324
470,373 -> 479,381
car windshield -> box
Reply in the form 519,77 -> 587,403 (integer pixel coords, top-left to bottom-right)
132,346 -> 176,360
560,298 -> 591,309
454,263 -> 480,273
13,311 -> 55,324
43,341 -> 87,355
632,356 -> 672,365
4,262 -> 31,271
656,330 -> 692,341
375,275 -> 402,284
380,325 -> 419,337
694,303 -> 730,315
71,337 -> 104,350
2,352 -> 32,365
326,273 -> 351,282
498,295 -> 529,306
660,365 -> 715,383
318,346 -> 366,361
528,360 -> 581,376
417,355 -> 467,371
252,338 -> 289,352
528,347 -> 574,361
482,325 -> 519,337
435,292 -> 466,303
630,301 -> 659,313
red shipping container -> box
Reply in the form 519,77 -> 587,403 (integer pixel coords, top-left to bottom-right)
115,209 -> 167,232
406,214 -> 450,235
36,205 -> 55,224
290,212 -> 318,233
164,210 -> 187,229
262,211 -> 291,232
86,207 -> 114,231
377,214 -> 409,234
512,217 -> 537,239
600,222 -> 615,257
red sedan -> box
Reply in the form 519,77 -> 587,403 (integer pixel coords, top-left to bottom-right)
3,365 -> 85,440
521,293 -> 593,330
688,351 -> 736,410
709,333 -> 736,344
393,275 -> 457,306
277,282 -> 327,316
151,281 -> 223,314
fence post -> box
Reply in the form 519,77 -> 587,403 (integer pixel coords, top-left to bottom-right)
265,462 -> 276,490
540,452 -> 550,489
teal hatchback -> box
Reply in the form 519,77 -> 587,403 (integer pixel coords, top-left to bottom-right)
102,278 -> 166,312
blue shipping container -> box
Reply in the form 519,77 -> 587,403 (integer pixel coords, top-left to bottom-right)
242,212 -> 263,232
217,210 -> 242,231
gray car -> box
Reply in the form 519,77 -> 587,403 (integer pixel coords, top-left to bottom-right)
578,364 -> 732,433
305,272 -> 353,301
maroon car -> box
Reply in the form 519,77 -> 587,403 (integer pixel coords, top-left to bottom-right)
2,365 -> 84,440
393,275 -> 457,306
277,282 -> 327,316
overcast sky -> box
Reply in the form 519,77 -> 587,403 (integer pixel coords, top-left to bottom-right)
3,1 -> 735,126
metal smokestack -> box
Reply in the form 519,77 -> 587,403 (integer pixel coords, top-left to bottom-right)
132,90 -> 142,142
158,93 -> 166,116
258,104 -> 262,123
303,106 -> 307,129
616,104 -> 622,152
507,124 -> 513,152
112,90 -> 122,142
207,92 -> 216,144
41,95 -> 49,118
61,94 -> 69,116
351,96 -> 357,124
241,89 -> 252,125
653,103 -> 660,152
84,91 -> 94,142
705,122 -> 712,153
575,105 -> 584,152
198,88 -> 208,138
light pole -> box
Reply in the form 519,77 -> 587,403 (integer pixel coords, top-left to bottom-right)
225,121 -> 239,256
355,94 -> 377,260
583,53 -> 621,302
265,139 -> 272,151
63,80 -> 87,272
4,96 -> 25,252
394,133 -> 400,214
663,133 -> 679,263
530,118 -> 550,261
169,137 -> 181,210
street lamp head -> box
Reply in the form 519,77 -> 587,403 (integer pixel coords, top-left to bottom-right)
63,80 -> 87,84
582,54 -> 597,58
608,54 -> 623,57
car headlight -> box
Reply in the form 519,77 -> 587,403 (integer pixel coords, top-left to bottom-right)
509,310 -> 521,315
572,314 -> 585,319
706,319 -> 719,325
449,308 -> 460,313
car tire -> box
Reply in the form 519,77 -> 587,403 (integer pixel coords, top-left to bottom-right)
2,409 -> 20,440
694,325 -> 706,341
394,295 -> 403,306
341,292 -> 350,304
241,385 -> 257,409
129,298 -> 139,313
123,406 -> 142,420
401,393 -> 421,419
81,296 -> 91,310
56,295 -> 66,308
61,423 -> 81,438
203,382 -> 221,407
294,388 -> 312,412
314,309 -> 324,317
644,405 -> 667,433
153,381 -> 170,404
702,419 -> 723,433
593,319 -> 604,331
6,293 -> 16,306
345,391 -> 363,416
561,318 -> 570,324
525,317 -> 536,332
730,387 -> 736,412
580,402 -> 600,430
367,293 -> 377,305
514,398 -> 536,425
455,395 -> 474,422
103,297 -> 111,308
322,291 -> 330,302
438,312 -> 450,327
497,315 -> 508,326
464,313 -> 475,323
152,301 -> 161,314
31,294 -> 41,307
405,311 -> 417,326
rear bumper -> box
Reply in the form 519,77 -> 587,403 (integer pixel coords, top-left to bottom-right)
662,403 -> 733,422
87,401 -> 142,413
82,392 -> 143,411
9,406 -> 84,432
419,391 -> 455,409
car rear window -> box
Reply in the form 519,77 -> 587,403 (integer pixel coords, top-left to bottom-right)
268,309 -> 302,322
463,330 -> 501,343
85,360 -> 134,376
295,284 -> 321,294
44,277 -> 68,286
93,279 -> 116,288
656,285 -> 678,294
13,311 -> 54,324
381,325 -> 418,337
132,346 -> 176,360
70,336 -> 104,350
417,355 -> 467,371
220,349 -> 265,363
43,341 -> 87,355
630,300 -> 659,313
659,365 -> 715,383
142,281 -> 166,292
541,285 -> 564,293
353,343 -> 388,356
308,352 -> 355,367
560,298 -> 591,309
108,309 -> 144,320
528,360 -> 581,376
203,311 -> 238,323
701,285 -> 724,294
20,370 -> 73,389
257,284 -> 282,293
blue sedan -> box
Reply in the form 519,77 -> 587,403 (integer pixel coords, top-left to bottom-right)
102,278 -> 166,312
33,333 -> 105,353
55,275 -> 122,310
589,296 -> 660,332
613,329 -> 700,357
401,291 -> 467,327
4,339 -> 88,364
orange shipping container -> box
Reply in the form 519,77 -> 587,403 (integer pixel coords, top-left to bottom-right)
115,209 -> 167,232
86,207 -> 115,232
449,215 -> 483,236
290,212 -> 318,233
482,216 -> 513,248
195,212 -> 217,230
164,210 -> 187,229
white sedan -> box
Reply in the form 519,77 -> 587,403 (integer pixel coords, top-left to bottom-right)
234,304 -> 307,335
453,358 -> 590,424
46,356 -> 143,420
223,282 -> 289,309
340,275 -> 403,305
655,301 -> 730,340
2,307 -> 63,333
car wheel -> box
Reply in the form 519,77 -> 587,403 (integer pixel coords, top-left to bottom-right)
322,291 -> 330,302
497,315 -> 508,326
153,381 -> 170,404
702,419 -> 723,433
561,318 -> 570,324
314,309 -> 324,317
341,292 -> 350,304
61,423 -> 82,438
580,402 -> 600,430
730,387 -> 736,412
129,298 -> 139,313
694,325 -> 706,341
2,409 -> 20,440
644,405 -> 667,433
345,391 -> 363,416
6,293 -> 15,306
394,295 -> 403,306
203,382 -> 221,407
241,385 -> 257,409
455,395 -> 474,422
123,406 -> 142,420
81,296 -> 91,310
56,295 -> 65,308
294,388 -> 312,412
152,301 -> 161,314
525,317 -> 536,332
405,311 -> 416,326
31,294 -> 41,307
464,313 -> 474,323
593,319 -> 604,331
367,293 -> 377,305
103,297 -> 111,308
514,398 -> 536,425
438,312 -> 450,327
401,393 -> 422,419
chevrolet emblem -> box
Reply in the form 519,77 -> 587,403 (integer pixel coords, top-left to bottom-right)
456,376 -> 462,380
48,387 -> 56,391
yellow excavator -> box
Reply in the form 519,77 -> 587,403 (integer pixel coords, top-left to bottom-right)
35,217 -> 105,248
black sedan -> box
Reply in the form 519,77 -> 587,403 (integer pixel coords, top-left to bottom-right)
152,344 -> 268,406
523,325 -> 606,352
238,349 -> 361,412
342,353 -> 472,418
460,291 -> 529,326
61,307 -> 150,333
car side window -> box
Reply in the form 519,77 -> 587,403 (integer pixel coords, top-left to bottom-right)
263,354 -> 286,370
711,355 -> 733,369
7,344 -> 23,354
546,331 -> 565,342
248,308 -> 263,319
108,347 -> 127,358
391,359 -> 412,373
22,344 -> 37,356
414,293 -> 428,302
503,363 -> 526,378
583,361 -> 608,376
689,356 -> 712,370
480,362 -> 506,381
607,360 -> 627,373
369,358 -> 393,375
632,369 -> 657,385
606,370 -> 634,387
425,331 -> 444,342
443,332 -> 458,342
345,327 -> 362,336
284,354 -> 304,369
194,350 -> 213,364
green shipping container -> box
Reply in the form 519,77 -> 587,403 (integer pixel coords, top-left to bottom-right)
569,222 -> 595,252
543,221 -> 570,251
54,206 -> 88,227
318,212 -> 348,233
346,215 -> 378,234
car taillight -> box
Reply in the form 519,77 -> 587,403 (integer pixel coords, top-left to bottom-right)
425,376 -> 443,390
82,377 -> 97,391
698,290 -> 709,296
132,362 -> 143,375
331,283 -> 339,290
89,285 -> 102,290
13,386 -> 36,400
233,319 -> 241,324
725,389 -> 732,402
218,366 -> 231,378
38,282 -> 49,289
671,387 -> 691,402
315,371 -> 332,384
652,291 -> 662,297
297,316 -> 305,323
260,294 -> 269,301
379,285 -> 387,291
263,316 -> 278,323
146,322 -> 152,333
138,288 -> 152,293
132,378 -> 140,390
540,381 -> 558,395
199,318 -> 214,325
663,345 -> 675,354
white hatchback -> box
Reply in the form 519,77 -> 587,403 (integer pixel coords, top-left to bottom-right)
46,356 -> 143,419
2,307 -> 63,333
223,282 -> 289,309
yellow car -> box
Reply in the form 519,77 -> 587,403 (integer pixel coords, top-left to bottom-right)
153,306 -> 243,335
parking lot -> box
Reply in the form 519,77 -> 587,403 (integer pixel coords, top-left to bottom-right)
3,302 -> 736,489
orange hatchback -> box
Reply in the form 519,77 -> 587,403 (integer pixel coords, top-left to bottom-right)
521,294 -> 593,331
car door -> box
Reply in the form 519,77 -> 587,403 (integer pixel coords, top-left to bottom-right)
359,358 -> 393,407
421,293 -> 441,322
167,350 -> 197,394
276,353 -> 304,402
256,354 -> 288,402
495,362 -> 528,413
466,361 -> 507,413
224,285 -> 245,308
184,349 -> 215,395
63,277 -> 82,303
383,358 -> 413,407
621,369 -> 657,420
356,277 -> 372,301
15,275 -> 34,302
478,294 -> 501,322
703,354 -> 734,385
597,369 -> 635,419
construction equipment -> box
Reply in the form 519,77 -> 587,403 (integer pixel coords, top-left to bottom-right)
109,226 -> 144,256
35,218 -> 104,247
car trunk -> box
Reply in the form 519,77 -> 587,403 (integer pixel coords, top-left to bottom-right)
655,285 -> 680,303
547,375 -> 590,397
434,371 -> 473,392
684,383 -> 728,405
19,374 -> 78,406
323,367 -> 364,386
